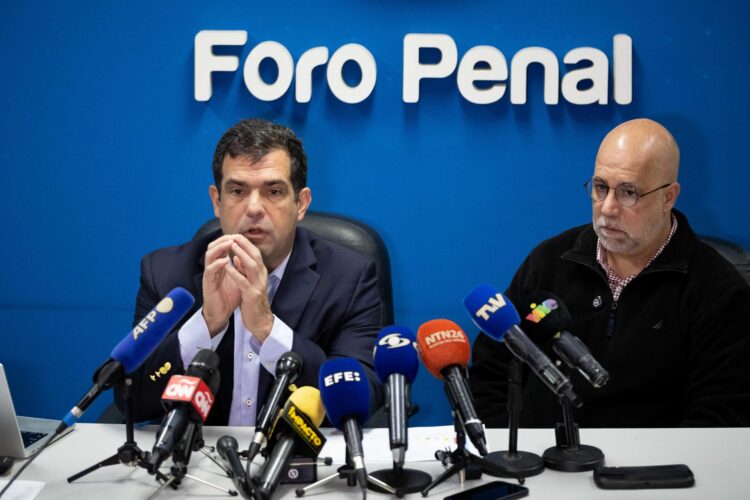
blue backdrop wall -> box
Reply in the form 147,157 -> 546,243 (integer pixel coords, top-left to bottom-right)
1,1 -> 748,426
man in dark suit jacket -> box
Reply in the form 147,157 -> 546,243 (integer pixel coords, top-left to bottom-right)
117,119 -> 383,425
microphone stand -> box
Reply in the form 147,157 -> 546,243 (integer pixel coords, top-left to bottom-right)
68,378 -> 235,496
420,389 -> 525,497
294,430 -> 402,499
542,367 -> 604,472
148,421 -> 238,499
67,377 -> 168,484
484,360 -> 545,476
370,384 -> 432,494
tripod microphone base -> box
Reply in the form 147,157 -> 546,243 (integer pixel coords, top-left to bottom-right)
369,467 -> 431,494
296,464 -> 401,497
485,450 -> 545,477
542,444 -> 604,472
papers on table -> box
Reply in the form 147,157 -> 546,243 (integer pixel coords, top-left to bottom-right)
0,479 -> 45,500
320,425 -> 484,464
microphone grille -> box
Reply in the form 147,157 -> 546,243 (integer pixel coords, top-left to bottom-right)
276,351 -> 304,379
464,284 -> 520,340
519,290 -> 571,342
319,358 -> 371,429
416,319 -> 470,380
288,386 -> 325,426
112,287 -> 195,373
373,326 -> 419,384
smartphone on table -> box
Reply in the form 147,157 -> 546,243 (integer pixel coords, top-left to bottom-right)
443,480 -> 529,500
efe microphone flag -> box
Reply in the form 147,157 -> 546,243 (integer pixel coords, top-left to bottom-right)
319,358 -> 371,494
319,358 -> 371,429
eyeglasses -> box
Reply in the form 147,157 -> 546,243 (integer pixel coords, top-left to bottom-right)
584,178 -> 671,208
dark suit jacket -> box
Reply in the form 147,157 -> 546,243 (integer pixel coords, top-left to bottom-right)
116,226 -> 384,425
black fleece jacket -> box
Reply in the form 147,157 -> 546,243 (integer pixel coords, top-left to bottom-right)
470,210 -> 750,428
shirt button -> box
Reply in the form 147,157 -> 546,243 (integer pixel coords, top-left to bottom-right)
246,398 -> 254,407
247,352 -> 254,360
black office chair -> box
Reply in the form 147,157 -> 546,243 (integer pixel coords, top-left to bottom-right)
698,235 -> 750,287
193,210 -> 394,326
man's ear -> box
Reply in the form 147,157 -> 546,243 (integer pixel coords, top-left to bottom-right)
209,185 -> 221,218
664,182 -> 680,211
296,187 -> 312,221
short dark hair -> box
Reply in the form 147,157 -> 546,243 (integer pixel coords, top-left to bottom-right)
212,118 -> 308,196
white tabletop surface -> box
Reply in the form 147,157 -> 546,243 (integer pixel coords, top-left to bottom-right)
3,423 -> 750,499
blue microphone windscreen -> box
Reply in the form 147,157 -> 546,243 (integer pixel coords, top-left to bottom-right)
111,287 -> 195,373
373,326 -> 419,384
319,358 -> 371,429
464,284 -> 520,341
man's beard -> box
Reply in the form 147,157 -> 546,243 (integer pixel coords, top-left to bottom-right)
593,216 -> 660,256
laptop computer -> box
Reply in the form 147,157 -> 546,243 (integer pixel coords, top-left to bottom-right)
0,363 -> 74,459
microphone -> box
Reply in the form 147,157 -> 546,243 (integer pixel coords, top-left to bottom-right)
416,319 -> 487,456
255,386 -> 326,500
148,348 -> 220,473
464,284 -> 581,407
373,326 -> 419,467
521,291 -> 609,388
319,358 -> 371,495
217,436 -> 255,499
59,287 -> 195,433
248,351 -> 303,462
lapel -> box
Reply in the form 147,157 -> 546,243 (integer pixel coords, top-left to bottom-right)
270,227 -> 321,331
193,252 -> 207,303
209,314 -> 235,425
256,228 -> 320,411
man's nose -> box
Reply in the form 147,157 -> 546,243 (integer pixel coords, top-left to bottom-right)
245,191 -> 264,217
600,187 -> 620,216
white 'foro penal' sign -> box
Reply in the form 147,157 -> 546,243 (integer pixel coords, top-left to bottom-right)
194,30 -> 632,106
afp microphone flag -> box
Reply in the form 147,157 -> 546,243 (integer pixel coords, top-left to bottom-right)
111,287 -> 195,373
60,287 -> 195,430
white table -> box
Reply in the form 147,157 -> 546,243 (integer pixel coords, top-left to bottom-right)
5,424 -> 750,499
